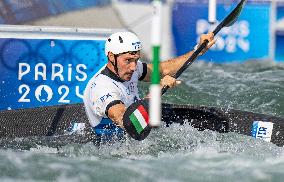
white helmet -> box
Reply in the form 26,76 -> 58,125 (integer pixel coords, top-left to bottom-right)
105,31 -> 142,56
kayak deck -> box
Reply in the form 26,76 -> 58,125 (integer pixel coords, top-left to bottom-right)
0,103 -> 284,146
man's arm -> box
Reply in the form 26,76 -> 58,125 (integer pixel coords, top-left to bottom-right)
107,103 -> 126,129
142,51 -> 194,82
142,32 -> 215,82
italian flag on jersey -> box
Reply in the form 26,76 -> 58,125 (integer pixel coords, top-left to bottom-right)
129,105 -> 149,134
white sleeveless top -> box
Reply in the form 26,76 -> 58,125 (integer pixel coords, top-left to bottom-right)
83,60 -> 147,127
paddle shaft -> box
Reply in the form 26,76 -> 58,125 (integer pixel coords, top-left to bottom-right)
170,23 -> 222,83
161,0 -> 246,95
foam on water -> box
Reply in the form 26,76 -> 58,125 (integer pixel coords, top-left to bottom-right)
1,123 -> 283,182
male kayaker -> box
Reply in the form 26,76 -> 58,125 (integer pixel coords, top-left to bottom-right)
83,31 -> 215,138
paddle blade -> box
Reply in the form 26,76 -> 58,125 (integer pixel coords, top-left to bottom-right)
213,0 -> 247,35
123,99 -> 152,140
225,0 -> 247,27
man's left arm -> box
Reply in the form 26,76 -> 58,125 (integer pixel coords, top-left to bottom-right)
142,32 -> 215,82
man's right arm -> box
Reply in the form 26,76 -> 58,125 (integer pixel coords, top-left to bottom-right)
88,79 -> 127,128
107,103 -> 126,129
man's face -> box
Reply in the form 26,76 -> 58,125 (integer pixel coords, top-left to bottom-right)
112,51 -> 141,81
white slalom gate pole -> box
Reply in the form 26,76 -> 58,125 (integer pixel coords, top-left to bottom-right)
208,0 -> 217,24
149,0 -> 162,127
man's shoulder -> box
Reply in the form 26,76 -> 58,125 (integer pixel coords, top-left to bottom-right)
88,73 -> 116,88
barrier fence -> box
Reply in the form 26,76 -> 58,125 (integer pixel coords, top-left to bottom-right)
0,25 -> 116,110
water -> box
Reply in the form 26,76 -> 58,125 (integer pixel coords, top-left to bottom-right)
1,60 -> 284,181
161,60 -> 284,117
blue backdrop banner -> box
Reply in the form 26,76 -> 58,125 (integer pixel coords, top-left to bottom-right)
277,4 -> 284,20
276,3 -> 284,61
0,38 -> 107,110
172,2 -> 271,63
275,32 -> 284,62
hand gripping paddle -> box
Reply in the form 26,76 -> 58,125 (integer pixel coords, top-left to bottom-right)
123,0 -> 247,140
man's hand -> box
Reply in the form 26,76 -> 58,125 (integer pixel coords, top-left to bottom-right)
143,75 -> 181,99
160,75 -> 181,88
108,103 -> 126,129
196,32 -> 216,55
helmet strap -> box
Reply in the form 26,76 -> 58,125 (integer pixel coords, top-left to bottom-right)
113,54 -> 119,74
109,54 -> 124,82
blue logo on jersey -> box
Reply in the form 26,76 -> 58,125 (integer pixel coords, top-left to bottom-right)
134,96 -> 138,102
126,82 -> 135,95
91,83 -> 97,89
100,93 -> 112,102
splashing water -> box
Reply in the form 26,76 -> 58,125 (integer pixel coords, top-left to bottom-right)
1,60 -> 284,181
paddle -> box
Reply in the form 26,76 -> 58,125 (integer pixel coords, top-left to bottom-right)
123,0 -> 247,141
162,0 -> 247,94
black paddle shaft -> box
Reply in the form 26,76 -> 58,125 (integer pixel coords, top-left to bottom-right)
161,0 -> 246,95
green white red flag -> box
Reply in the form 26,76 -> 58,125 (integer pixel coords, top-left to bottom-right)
129,105 -> 149,134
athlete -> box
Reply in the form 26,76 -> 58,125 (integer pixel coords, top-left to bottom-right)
83,31 -> 215,138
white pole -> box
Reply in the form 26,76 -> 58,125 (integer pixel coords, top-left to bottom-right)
208,0 -> 217,24
149,0 -> 162,127
270,0 -> 276,61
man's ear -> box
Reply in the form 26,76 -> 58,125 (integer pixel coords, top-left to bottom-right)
108,52 -> 115,61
